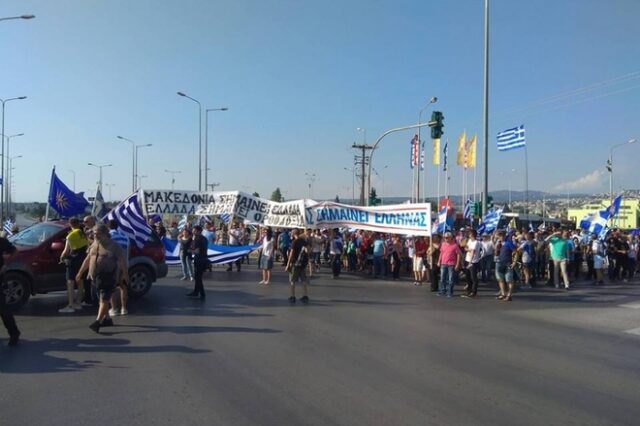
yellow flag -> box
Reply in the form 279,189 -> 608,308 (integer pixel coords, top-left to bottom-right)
456,131 -> 467,166
466,134 -> 477,168
432,139 -> 440,165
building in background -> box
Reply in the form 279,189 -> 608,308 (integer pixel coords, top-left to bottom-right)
568,199 -> 640,230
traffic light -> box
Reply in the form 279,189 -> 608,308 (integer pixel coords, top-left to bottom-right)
430,111 -> 444,139
369,188 -> 381,206
473,202 -> 481,216
487,195 -> 494,209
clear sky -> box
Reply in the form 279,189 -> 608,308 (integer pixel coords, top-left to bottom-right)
2,0 -> 639,203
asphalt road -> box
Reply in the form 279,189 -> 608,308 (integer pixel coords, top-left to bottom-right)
2,265 -> 640,426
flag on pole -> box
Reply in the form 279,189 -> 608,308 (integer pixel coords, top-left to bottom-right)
106,192 -> 153,249
47,167 -> 90,217
477,207 -> 503,235
3,219 -> 14,236
92,186 -> 108,218
432,139 -> 440,165
443,140 -> 449,172
580,195 -> 623,239
409,134 -> 420,169
466,134 -> 477,168
420,142 -> 425,171
497,125 -> 526,151
177,214 -> 188,231
463,198 -> 472,220
456,131 -> 467,166
437,206 -> 449,234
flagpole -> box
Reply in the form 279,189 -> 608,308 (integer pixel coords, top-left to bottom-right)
524,144 -> 530,228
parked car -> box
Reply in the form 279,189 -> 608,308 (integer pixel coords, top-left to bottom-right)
2,221 -> 167,309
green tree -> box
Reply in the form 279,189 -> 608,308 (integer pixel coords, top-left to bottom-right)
334,195 -> 340,203
252,192 -> 260,198
270,187 -> 283,202
368,188 -> 381,206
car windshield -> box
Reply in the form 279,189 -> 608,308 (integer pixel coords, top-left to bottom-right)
9,223 -> 63,247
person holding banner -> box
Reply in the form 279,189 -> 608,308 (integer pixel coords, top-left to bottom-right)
286,229 -> 309,304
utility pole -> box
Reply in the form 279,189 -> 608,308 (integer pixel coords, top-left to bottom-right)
352,143 -> 373,205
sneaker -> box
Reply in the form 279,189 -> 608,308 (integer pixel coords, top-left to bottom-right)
288,296 -> 296,304
120,308 -> 128,316
58,306 -> 75,313
259,280 -> 266,284
109,308 -> 119,316
190,277 -> 194,281
81,301 -> 93,307
554,285 -> 560,289
300,296 -> 309,304
72,303 -> 82,310
100,317 -> 114,327
180,276 -> 188,281
89,321 -> 100,334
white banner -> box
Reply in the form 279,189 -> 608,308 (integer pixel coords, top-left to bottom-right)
141,190 -> 431,235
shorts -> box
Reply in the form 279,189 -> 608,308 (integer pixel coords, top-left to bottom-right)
495,263 -> 514,282
261,254 -> 274,270
413,256 -> 425,272
94,273 -> 117,302
65,252 -> 87,281
289,265 -> 308,283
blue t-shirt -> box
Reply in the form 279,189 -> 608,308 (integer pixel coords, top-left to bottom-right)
499,240 -> 517,265
373,240 -> 385,256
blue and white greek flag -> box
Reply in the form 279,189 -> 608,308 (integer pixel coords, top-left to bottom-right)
3,219 -> 14,236
436,206 -> 449,234
220,213 -> 232,224
106,192 -> 153,249
162,238 -> 259,265
177,215 -> 188,232
580,195 -> 622,240
497,125 -> 526,152
463,198 -> 472,219
477,207 -> 503,235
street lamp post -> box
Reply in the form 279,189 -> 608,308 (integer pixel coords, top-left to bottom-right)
373,165 -> 388,205
500,168 -> 517,207
344,167 -> 356,203
208,182 -> 221,191
1,96 -> 27,219
305,173 -> 317,198
8,155 -> 21,218
116,135 -> 136,192
137,175 -> 148,189
0,14 -> 35,22
135,143 -> 152,189
1,133 -> 24,214
417,97 -> 438,202
608,138 -> 636,203
165,169 -> 182,190
87,163 -> 113,191
177,92 -> 202,191
205,107 -> 228,190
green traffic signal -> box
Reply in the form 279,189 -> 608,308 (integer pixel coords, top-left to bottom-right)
430,111 -> 444,139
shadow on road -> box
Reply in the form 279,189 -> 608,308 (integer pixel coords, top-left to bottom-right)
0,337 -> 210,374
101,324 -> 282,336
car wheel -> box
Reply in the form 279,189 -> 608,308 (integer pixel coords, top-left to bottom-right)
128,265 -> 153,298
2,272 -> 31,310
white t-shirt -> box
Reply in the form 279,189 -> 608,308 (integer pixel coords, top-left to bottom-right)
481,240 -> 494,257
262,238 -> 274,257
466,240 -> 482,264
229,228 -> 243,245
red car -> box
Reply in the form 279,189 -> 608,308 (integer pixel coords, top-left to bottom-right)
2,221 -> 167,309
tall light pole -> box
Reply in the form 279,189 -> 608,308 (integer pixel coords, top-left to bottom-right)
116,135 -> 136,192
482,0 -> 490,216
500,168 -> 517,207
1,96 -> 27,219
135,143 -> 152,189
177,91 -> 202,191
165,169 -> 182,190
1,132 -> 24,214
608,138 -> 636,202
205,107 -> 228,190
207,182 -> 221,191
305,173 -> 317,198
87,163 -> 112,191
8,155 -> 22,218
0,14 -> 35,22
417,97 -> 438,202
344,167 -> 356,203
68,169 -> 76,191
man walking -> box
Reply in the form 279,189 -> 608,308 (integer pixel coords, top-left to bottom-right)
437,231 -> 462,298
188,225 -> 209,300
286,229 -> 310,304
0,235 -> 19,345
546,230 -> 571,289
108,220 -> 130,316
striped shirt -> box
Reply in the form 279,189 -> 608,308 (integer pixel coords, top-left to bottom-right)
110,229 -> 130,260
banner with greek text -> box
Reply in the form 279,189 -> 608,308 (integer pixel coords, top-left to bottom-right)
140,190 -> 431,235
